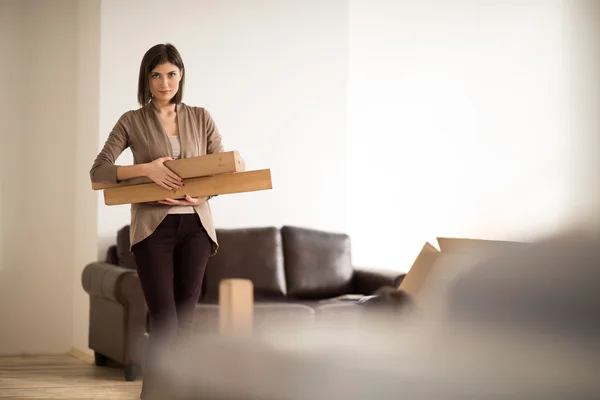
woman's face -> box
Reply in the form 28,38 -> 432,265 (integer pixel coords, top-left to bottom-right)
149,62 -> 183,103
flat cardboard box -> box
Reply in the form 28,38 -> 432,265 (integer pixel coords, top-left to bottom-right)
400,237 -> 531,321
436,237 -> 530,255
103,169 -> 272,205
92,151 -> 246,190
398,242 -> 440,297
400,238 -> 530,297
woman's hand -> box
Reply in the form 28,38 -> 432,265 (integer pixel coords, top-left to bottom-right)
158,195 -> 208,206
144,157 -> 183,190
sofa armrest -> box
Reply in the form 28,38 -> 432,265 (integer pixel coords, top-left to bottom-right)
353,267 -> 406,295
82,262 -> 143,305
81,261 -> 147,366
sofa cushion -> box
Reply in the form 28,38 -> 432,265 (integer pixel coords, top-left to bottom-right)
106,245 -> 118,265
281,225 -> 354,299
193,303 -> 315,334
116,225 -> 137,270
202,227 -> 287,302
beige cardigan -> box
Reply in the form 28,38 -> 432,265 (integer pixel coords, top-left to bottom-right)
90,102 -> 224,255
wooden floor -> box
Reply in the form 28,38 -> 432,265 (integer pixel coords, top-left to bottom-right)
0,355 -> 141,399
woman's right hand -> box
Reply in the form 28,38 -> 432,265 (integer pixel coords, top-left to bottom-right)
144,156 -> 183,191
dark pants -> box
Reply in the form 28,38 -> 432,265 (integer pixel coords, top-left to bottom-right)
131,213 -> 212,398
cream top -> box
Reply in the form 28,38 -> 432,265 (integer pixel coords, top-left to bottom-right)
167,135 -> 194,214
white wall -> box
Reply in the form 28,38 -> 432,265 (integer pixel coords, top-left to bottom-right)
347,0 -> 574,271
0,0 -> 17,276
0,0 -> 80,355
72,0 -> 101,356
0,0 -> 28,354
97,0 -> 349,259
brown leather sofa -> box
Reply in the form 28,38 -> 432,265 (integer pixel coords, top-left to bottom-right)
81,225 -> 405,381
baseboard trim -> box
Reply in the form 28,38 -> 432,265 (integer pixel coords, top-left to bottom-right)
68,347 -> 94,365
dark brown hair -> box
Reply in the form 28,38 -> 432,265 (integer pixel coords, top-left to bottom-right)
137,43 -> 185,107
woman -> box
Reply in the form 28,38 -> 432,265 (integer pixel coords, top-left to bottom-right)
90,43 -> 223,398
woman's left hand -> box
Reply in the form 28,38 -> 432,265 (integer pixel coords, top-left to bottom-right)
159,195 -> 208,206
